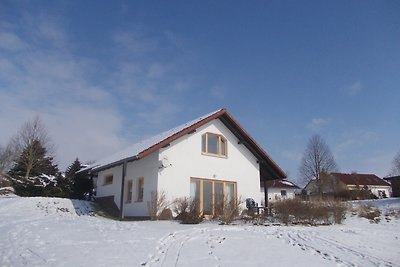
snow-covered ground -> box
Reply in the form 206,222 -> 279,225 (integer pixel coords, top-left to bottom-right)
0,196 -> 399,267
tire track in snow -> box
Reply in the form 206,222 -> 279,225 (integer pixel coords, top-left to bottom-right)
143,227 -> 227,267
283,230 -> 395,267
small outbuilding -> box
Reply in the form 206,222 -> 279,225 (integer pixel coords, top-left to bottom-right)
260,179 -> 299,203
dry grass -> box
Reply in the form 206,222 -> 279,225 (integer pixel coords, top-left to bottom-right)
356,204 -> 381,223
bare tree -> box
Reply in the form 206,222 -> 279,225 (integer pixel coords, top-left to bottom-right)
299,134 -> 338,196
389,151 -> 400,176
10,116 -> 54,178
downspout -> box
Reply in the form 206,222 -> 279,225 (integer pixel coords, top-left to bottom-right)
263,178 -> 268,210
119,160 -> 127,220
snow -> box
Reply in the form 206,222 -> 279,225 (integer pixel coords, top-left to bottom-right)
280,180 -> 295,186
83,109 -> 223,172
1,196 -> 399,267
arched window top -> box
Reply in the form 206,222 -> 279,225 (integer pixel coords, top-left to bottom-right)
201,132 -> 227,157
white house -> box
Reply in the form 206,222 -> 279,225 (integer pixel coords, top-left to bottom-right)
260,179 -> 299,203
83,108 -> 286,219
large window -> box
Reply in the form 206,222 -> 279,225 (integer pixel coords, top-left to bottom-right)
137,177 -> 144,202
190,178 -> 236,215
201,133 -> 227,157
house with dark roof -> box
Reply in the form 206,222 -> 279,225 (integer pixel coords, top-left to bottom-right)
260,179 -> 299,203
304,172 -> 391,199
83,108 -> 286,219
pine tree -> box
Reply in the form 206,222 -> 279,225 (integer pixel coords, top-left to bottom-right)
9,139 -> 59,196
65,158 -> 83,179
67,158 -> 93,199
9,139 -> 59,179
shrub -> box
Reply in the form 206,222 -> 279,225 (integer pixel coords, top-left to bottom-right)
356,204 -> 381,223
147,191 -> 169,221
272,199 -> 348,225
173,197 -> 202,224
158,208 -> 173,220
214,196 -> 242,225
329,201 -> 348,224
241,209 -> 267,225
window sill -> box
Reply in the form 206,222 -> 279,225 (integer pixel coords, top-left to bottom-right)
201,152 -> 227,159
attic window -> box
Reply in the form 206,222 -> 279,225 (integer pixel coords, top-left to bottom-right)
202,133 -> 227,157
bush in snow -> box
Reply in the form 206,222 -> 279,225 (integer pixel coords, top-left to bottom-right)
272,198 -> 348,226
158,208 -> 173,220
147,191 -> 169,220
214,196 -> 242,225
356,204 -> 381,223
173,197 -> 202,224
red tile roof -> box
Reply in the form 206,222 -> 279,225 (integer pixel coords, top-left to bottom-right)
260,179 -> 300,189
330,173 -> 390,187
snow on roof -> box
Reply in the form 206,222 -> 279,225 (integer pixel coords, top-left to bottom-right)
88,109 -> 223,171
261,179 -> 300,189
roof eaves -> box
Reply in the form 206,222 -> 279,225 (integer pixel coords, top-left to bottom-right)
91,156 -> 139,173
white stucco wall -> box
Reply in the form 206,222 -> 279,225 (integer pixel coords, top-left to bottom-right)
96,118 -> 265,216
123,151 -> 159,216
96,151 -> 159,217
157,118 -> 261,208
96,165 -> 123,208
368,186 -> 391,198
260,187 -> 296,203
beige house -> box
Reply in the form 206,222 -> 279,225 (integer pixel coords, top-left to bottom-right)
304,172 -> 391,198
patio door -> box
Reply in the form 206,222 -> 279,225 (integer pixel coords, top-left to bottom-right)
190,178 -> 236,215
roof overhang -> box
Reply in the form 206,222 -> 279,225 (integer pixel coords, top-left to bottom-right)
82,108 -> 286,180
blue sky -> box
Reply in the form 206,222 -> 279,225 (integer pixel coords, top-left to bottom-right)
0,1 -> 399,183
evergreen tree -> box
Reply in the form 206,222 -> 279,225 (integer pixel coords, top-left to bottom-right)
9,139 -> 60,196
65,158 -> 83,179
67,158 -> 93,199
9,139 -> 59,179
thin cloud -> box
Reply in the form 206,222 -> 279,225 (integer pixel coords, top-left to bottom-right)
336,129 -> 377,153
307,118 -> 327,131
0,31 -> 26,51
346,81 -> 362,96
0,10 -> 194,170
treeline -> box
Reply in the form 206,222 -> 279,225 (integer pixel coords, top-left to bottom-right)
0,116 -> 92,199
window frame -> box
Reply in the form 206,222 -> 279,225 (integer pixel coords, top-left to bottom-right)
137,177 -> 144,202
103,174 -> 113,185
190,177 -> 237,216
126,179 -> 133,203
201,132 -> 228,158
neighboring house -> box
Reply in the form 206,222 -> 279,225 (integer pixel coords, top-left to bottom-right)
303,172 -> 391,199
384,176 -> 400,197
82,108 -> 286,219
260,179 -> 299,203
